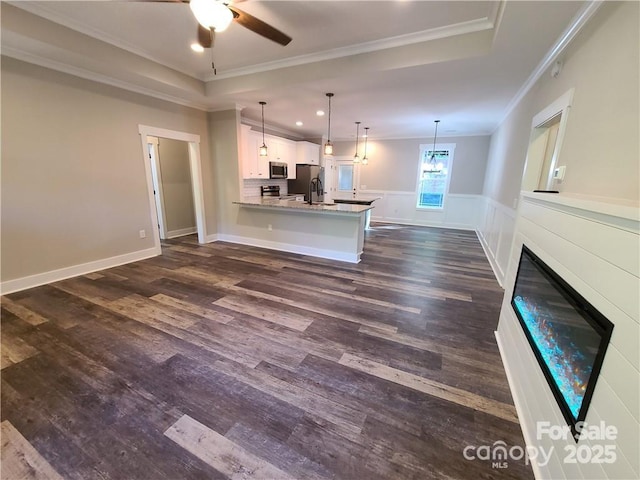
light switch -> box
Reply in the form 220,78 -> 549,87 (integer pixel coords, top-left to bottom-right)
553,166 -> 566,181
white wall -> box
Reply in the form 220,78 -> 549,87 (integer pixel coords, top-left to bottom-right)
0,58 -> 213,293
483,3 -> 640,478
332,135 -> 490,230
478,1 -> 640,286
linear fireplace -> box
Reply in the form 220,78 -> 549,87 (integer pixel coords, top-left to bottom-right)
510,245 -> 614,440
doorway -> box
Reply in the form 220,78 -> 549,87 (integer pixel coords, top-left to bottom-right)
521,89 -> 574,192
147,136 -> 197,240
332,156 -> 361,200
138,125 -> 206,255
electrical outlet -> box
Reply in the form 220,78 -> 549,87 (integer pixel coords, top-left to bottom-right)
267,224 -> 272,231
139,229 -> 146,238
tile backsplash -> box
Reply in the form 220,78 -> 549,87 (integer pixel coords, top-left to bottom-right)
242,178 -> 288,198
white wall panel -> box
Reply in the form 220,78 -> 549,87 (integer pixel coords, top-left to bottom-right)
477,196 -> 517,286
366,191 -> 481,230
496,192 -> 639,480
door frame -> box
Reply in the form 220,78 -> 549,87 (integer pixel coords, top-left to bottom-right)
332,155 -> 361,199
138,125 -> 206,253
146,136 -> 169,239
521,88 -> 574,191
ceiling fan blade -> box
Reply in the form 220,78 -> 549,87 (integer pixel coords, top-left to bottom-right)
197,24 -> 213,48
228,5 -> 291,46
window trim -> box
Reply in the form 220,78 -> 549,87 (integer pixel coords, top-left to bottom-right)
415,142 -> 456,210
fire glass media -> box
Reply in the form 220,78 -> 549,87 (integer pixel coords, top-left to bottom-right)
510,245 -> 614,439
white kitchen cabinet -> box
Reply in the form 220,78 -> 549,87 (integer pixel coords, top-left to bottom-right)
239,125 -> 300,179
270,137 -> 297,179
296,141 -> 321,166
240,126 -> 269,179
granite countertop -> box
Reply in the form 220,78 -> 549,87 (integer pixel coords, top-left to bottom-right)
234,197 -> 374,215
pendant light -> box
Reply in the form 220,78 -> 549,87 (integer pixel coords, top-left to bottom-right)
426,120 -> 441,172
324,93 -> 334,155
259,101 -> 268,157
353,122 -> 361,163
362,127 -> 369,165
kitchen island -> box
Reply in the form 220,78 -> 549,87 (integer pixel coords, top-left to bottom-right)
231,197 -> 374,263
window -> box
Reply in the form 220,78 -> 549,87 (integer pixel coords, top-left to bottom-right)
338,164 -> 354,191
416,143 -> 455,209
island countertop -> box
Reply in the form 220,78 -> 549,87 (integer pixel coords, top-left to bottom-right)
234,197 -> 374,215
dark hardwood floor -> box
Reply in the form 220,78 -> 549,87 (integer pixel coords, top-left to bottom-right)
1,224 -> 533,479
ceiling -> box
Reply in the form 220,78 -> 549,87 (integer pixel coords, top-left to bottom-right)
2,1 -> 586,140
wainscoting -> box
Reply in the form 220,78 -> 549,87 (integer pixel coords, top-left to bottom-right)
477,196 -> 517,287
363,190 -> 481,231
496,192 -> 639,480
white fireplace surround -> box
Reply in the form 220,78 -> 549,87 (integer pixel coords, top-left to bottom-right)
496,191 -> 639,479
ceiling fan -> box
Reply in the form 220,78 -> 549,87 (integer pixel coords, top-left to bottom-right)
153,0 -> 292,49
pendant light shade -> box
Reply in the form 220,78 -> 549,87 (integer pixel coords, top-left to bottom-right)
259,101 -> 268,157
426,120 -> 442,172
362,127 -> 369,165
190,0 -> 233,32
324,93 -> 334,156
353,122 -> 361,163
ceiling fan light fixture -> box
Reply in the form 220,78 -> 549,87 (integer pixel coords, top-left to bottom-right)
190,0 -> 233,32
324,93 -> 334,156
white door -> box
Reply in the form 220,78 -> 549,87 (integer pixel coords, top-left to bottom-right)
333,157 -> 360,199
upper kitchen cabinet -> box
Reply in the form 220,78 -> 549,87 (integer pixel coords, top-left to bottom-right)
240,126 -> 269,179
269,137 -> 297,179
297,141 -> 320,166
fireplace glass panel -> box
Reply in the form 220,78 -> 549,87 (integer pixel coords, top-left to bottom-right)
511,245 -> 613,434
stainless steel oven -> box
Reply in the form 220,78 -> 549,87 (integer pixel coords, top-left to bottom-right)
269,161 -> 288,179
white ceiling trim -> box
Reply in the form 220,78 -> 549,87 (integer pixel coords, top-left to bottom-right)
12,1 -> 500,84
2,45 -> 211,111
241,118 -> 304,140
332,131 -> 493,142
204,17 -> 496,82
8,1 -> 188,77
496,0 -> 603,132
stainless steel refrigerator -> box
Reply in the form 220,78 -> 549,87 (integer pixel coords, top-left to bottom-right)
288,165 -> 324,202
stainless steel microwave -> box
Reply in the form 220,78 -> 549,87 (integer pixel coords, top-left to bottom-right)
269,161 -> 288,179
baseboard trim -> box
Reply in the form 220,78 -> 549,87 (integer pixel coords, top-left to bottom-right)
371,218 -> 475,231
476,229 -> 505,288
495,330 -> 543,480
0,247 -> 160,295
215,234 -> 360,263
204,233 -> 219,243
166,227 -> 197,239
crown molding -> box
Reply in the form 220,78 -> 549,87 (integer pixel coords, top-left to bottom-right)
496,0 -> 603,132
241,117 -> 304,140
207,103 -> 246,113
332,132 -> 493,142
2,47 -> 210,111
12,1 -> 499,85
8,1 -> 196,78
203,17 -> 495,82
